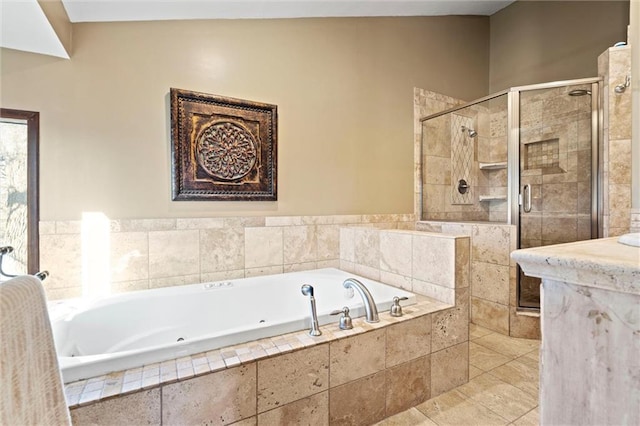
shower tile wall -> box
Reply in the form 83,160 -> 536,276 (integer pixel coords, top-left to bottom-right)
414,88 -> 464,220
599,46 -> 632,237
487,97 -> 509,222
415,89 -> 508,223
450,114 -> 475,205
39,214 -> 415,301
519,86 -> 593,249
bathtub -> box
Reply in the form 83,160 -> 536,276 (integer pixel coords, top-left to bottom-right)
52,268 -> 415,383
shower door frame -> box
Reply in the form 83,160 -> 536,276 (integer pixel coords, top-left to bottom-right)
507,77 -> 602,312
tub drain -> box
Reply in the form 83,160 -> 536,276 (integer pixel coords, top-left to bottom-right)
259,320 -> 266,323
177,337 -> 185,342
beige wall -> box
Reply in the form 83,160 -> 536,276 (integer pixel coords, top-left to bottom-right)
0,17 -> 489,221
490,1 -> 629,92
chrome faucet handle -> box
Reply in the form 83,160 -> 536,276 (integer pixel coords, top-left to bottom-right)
390,296 -> 409,317
330,306 -> 353,330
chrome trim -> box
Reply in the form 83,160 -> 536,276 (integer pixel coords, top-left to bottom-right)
509,77 -> 602,93
419,89 -> 510,122
591,82 -> 601,238
418,120 -> 424,219
523,184 -> 532,213
507,90 -> 520,227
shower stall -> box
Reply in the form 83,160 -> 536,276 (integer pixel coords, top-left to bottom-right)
419,78 -> 600,312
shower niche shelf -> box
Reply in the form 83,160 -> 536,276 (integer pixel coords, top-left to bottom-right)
479,195 -> 507,202
479,162 -> 507,170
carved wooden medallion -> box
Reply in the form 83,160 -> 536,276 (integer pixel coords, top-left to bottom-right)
170,88 -> 277,201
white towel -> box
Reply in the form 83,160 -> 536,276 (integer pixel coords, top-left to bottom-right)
0,275 -> 71,426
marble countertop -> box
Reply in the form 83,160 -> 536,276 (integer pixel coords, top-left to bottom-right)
511,237 -> 640,294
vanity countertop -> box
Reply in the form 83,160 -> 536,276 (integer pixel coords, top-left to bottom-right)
511,237 -> 640,294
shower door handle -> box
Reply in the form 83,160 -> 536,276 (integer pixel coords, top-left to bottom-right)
522,184 -> 532,213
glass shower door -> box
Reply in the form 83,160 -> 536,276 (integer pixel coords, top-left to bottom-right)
517,83 -> 597,309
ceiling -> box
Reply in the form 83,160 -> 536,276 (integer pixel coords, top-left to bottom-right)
1,0 -> 515,59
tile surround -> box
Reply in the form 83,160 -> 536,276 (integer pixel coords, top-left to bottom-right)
257,344 -> 328,412
40,214 -> 415,301
66,225 -> 470,425
599,46 -> 633,237
68,295 -> 467,425
416,220 -> 535,339
329,371 -> 387,426
161,364 -> 256,425
329,329 -> 386,387
257,392 -> 328,425
385,355 -> 432,417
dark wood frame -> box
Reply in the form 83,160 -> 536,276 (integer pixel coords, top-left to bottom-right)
0,108 -> 39,274
170,88 -> 278,201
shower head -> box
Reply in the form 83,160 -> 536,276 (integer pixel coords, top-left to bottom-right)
568,89 -> 591,96
461,126 -> 477,138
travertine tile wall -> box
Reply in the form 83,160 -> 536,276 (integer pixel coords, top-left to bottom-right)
416,221 -> 540,339
71,317 -> 469,426
486,95 -> 510,222
339,227 -> 469,308
415,88 -> 509,223
599,46 -> 633,237
70,229 -> 470,426
39,214 -> 414,301
519,85 -> 593,248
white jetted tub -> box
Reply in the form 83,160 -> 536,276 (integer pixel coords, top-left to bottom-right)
52,268 -> 415,382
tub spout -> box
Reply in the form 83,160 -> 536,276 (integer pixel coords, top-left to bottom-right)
301,284 -> 322,336
343,278 -> 379,323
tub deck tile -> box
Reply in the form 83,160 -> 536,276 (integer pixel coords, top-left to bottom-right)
142,368 -> 160,380
224,355 -> 242,367
176,356 -> 193,370
208,359 -> 226,373
83,380 -> 105,393
276,343 -> 294,353
160,371 -> 178,383
64,296 -> 457,409
177,366 -> 195,380
249,349 -> 269,360
102,380 -> 124,399
78,390 -> 104,406
123,368 -> 143,384
121,379 -> 143,394
192,355 -> 208,366
265,347 -> 280,356
141,375 -> 160,389
238,352 -> 256,363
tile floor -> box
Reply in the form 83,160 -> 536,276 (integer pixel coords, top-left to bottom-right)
377,324 -> 540,426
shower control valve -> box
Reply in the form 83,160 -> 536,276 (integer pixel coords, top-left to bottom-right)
457,179 -> 469,194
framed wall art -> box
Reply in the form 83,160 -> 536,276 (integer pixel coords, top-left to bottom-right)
170,88 -> 277,201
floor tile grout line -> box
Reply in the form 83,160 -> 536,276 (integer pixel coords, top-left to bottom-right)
456,374 -> 536,425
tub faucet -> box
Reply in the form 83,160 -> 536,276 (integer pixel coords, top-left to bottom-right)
343,278 -> 379,323
301,284 -> 322,336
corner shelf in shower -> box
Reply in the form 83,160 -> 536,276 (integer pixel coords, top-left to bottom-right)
479,195 -> 507,202
479,162 -> 507,170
